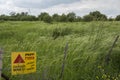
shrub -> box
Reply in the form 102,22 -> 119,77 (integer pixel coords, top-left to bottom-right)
67,12 -> 76,22
83,15 -> 93,22
43,15 -> 52,23
52,27 -> 72,39
115,15 -> 120,21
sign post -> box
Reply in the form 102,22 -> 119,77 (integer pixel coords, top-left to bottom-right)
11,52 -> 36,75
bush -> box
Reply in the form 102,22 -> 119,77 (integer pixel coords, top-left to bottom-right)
89,11 -> 107,21
115,15 -> 120,21
52,14 -> 60,22
52,27 -> 72,39
43,15 -> 52,23
108,18 -> 114,21
83,15 -> 93,22
60,14 -> 68,22
67,12 -> 76,22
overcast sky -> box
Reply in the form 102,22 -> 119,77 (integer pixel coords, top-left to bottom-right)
0,0 -> 120,17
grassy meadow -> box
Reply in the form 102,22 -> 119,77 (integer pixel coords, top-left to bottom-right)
0,21 -> 120,80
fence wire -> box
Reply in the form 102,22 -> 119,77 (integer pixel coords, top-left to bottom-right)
0,43 -> 69,80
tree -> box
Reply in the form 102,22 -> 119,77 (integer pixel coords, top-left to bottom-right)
115,15 -> 120,21
89,11 -> 107,21
52,13 -> 60,22
67,12 -> 76,22
43,14 -> 52,23
8,12 -> 37,21
19,15 -> 37,21
9,12 -> 17,21
60,14 -> 68,22
0,15 -> 9,21
9,12 -> 16,16
108,17 -> 114,21
38,12 -> 52,23
75,16 -> 82,22
21,12 -> 28,16
83,15 -> 93,22
38,12 -> 49,21
0,11 -> 110,22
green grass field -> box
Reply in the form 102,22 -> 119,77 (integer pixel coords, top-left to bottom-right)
0,21 -> 120,80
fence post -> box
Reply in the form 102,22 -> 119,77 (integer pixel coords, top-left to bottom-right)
0,48 -> 9,80
42,66 -> 47,80
59,43 -> 68,80
105,35 -> 119,65
0,48 -> 2,79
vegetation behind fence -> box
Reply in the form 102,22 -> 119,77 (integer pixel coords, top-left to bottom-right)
0,21 -> 120,80
0,11 -> 120,23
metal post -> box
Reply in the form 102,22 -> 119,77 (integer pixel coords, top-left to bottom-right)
0,48 -> 2,79
105,35 -> 119,64
59,43 -> 68,80
0,48 -> 9,80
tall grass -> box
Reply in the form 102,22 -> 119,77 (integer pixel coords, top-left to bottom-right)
0,21 -> 120,80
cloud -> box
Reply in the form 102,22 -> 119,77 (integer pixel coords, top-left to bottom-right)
13,0 -> 80,9
0,0 -> 27,15
41,0 -> 120,17
0,0 -> 120,17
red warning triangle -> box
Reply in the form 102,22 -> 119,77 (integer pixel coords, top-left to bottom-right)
14,54 -> 25,63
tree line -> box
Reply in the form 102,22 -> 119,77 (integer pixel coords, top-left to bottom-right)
0,11 -> 120,23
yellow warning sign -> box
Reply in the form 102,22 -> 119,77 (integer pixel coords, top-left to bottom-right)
11,52 -> 36,75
